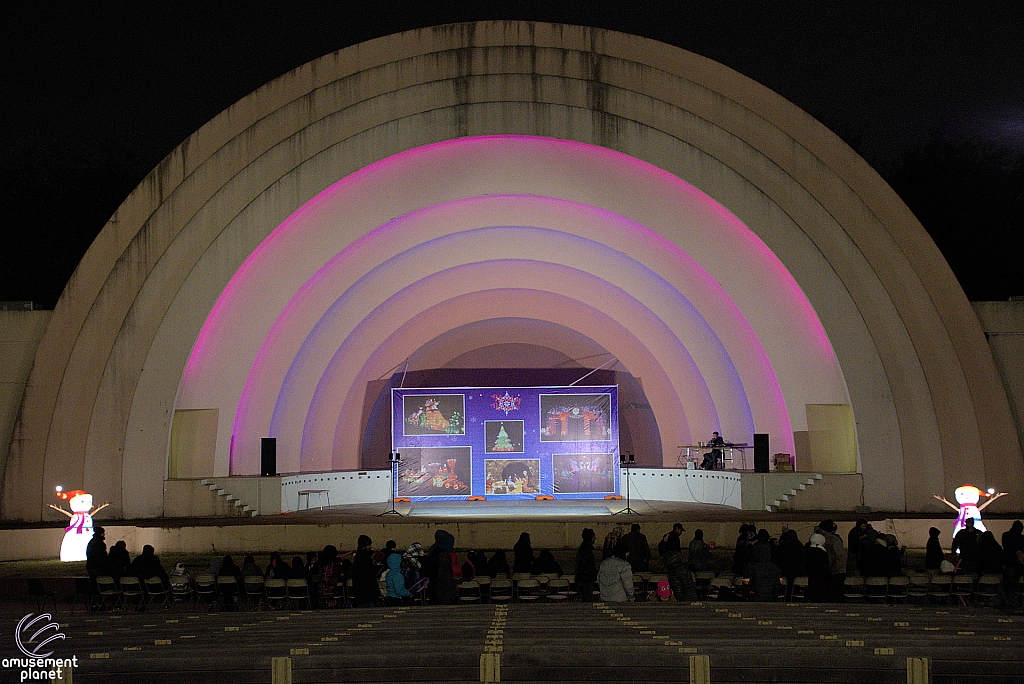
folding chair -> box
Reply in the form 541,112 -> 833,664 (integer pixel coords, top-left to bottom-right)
864,576 -> 889,603
119,576 -> 145,610
546,577 -> 570,602
458,580 -> 481,603
694,571 -> 715,600
886,576 -> 909,603
951,574 -> 976,606
26,579 -> 57,612
476,575 -> 491,601
843,576 -> 866,603
516,578 -> 541,603
907,574 -> 930,604
216,575 -> 241,610
95,576 -> 120,610
709,577 -> 732,601
974,574 -> 1002,606
489,578 -> 513,604
169,575 -> 193,608
286,579 -> 311,609
927,574 -> 953,604
264,578 -> 287,609
144,577 -> 170,608
789,576 -> 809,602
244,575 -> 266,610
71,577 -> 93,613
409,577 -> 430,606
194,574 -> 217,609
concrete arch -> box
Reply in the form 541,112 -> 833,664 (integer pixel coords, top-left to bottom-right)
3,21 -> 1018,520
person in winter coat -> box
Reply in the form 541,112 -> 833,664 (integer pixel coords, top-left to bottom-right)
575,528 -> 598,601
598,541 -> 634,602
384,551 -> 411,606
351,535 -> 381,608
925,527 -> 945,570
806,534 -> 833,603
513,532 -> 535,574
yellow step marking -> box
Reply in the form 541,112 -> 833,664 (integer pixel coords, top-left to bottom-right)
958,631 -> 975,635
894,622 -> 909,627
874,648 -> 894,655
123,646 -> 142,651
88,631 -> 103,636
819,635 -> 837,640
290,648 -> 309,655
758,620 -> 773,626
845,640 -> 864,647
224,626 -> 239,632
89,653 -> 109,659
155,639 -> 171,645
321,637 -> 337,642
678,647 -> 698,654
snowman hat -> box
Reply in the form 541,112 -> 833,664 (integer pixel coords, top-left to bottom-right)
55,488 -> 88,500
960,484 -> 990,496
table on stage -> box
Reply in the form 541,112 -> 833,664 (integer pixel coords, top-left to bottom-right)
676,443 -> 751,470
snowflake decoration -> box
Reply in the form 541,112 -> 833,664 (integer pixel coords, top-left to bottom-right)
491,391 -> 521,416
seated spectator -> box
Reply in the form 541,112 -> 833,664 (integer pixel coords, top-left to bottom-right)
240,554 -> 262,578
533,549 -> 563,576
374,539 -> 398,565
170,562 -> 191,585
291,555 -> 310,583
467,550 -> 490,578
489,549 -> 511,578
598,540 -> 634,602
513,532 -> 535,574
265,552 -> 290,580
883,535 -> 905,577
403,543 -> 425,589
385,551 -> 411,606
128,545 -> 170,587
106,540 -> 131,582
858,529 -> 888,578
978,530 -> 1004,576
460,554 -> 476,581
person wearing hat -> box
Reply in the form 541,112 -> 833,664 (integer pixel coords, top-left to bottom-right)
806,533 -> 833,602
658,523 -> 695,602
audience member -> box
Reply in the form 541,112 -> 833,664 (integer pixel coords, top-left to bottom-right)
129,545 -> 170,587
925,527 -> 945,570
489,549 -> 511,578
467,550 -> 490,578
316,545 -> 342,608
602,525 -> 625,560
821,520 -> 848,599
265,552 -> 290,580
105,540 -> 131,582
857,529 -> 888,578
658,522 -> 695,602
977,531 -> 1004,576
513,532 -> 535,574
846,518 -> 869,574
1001,520 -> 1024,606
883,534 -> 906,577
575,528 -> 598,601
747,541 -> 782,602
217,555 -> 241,582
240,554 -> 261,578
533,549 -> 563,575
431,531 -> 458,604
384,550 -> 411,606
598,540 -> 634,602
805,533 -> 833,602
620,524 -> 651,572
86,526 -> 107,606
732,524 -> 756,575
951,517 -> 982,574
351,535 -> 380,608
291,555 -> 310,584
775,529 -> 805,585
403,543 -> 425,588
687,529 -> 711,573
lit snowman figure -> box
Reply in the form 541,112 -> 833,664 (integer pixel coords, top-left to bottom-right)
932,485 -> 1007,537
48,487 -> 109,562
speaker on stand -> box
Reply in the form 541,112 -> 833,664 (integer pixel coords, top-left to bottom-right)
261,438 -> 277,477
753,433 -> 770,473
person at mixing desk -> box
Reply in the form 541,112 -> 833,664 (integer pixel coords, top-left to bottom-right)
699,431 -> 725,470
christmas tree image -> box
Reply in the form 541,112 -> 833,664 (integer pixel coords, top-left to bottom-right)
492,423 -> 515,452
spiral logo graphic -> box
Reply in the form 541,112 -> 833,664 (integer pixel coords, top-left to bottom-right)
15,613 -> 65,658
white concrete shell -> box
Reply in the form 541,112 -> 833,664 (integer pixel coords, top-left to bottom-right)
3,21 -> 1020,520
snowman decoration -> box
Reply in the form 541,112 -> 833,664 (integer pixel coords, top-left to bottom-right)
932,484 -> 1007,537
48,487 -> 109,562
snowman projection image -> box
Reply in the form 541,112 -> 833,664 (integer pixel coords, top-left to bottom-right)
932,484 -> 1007,537
48,486 -> 109,562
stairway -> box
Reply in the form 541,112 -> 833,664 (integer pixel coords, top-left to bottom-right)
201,478 -> 258,517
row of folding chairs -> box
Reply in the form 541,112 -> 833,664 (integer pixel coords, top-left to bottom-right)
169,574 -> 314,610
93,575 -> 171,610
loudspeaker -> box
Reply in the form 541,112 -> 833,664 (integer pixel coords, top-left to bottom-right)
261,437 -> 277,477
753,433 -> 770,473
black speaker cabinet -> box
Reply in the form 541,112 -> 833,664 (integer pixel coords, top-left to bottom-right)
261,437 -> 277,477
753,433 -> 770,473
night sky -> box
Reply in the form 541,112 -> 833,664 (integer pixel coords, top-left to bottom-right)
2,2 -> 1022,307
